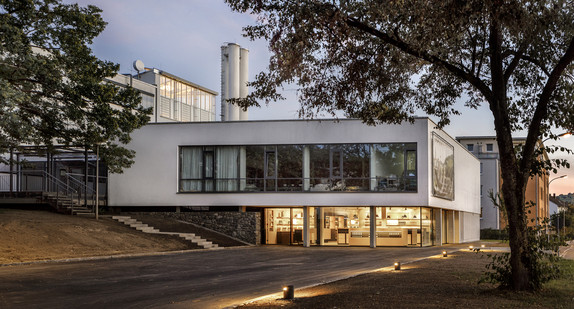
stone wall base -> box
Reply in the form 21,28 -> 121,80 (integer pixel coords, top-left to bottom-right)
129,211 -> 261,245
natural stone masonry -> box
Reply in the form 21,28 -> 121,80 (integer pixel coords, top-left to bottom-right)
112,216 -> 222,250
138,212 -> 261,245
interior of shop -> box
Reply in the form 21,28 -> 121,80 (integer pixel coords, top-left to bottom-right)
264,206 -> 434,247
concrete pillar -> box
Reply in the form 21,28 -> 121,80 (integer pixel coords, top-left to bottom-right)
370,206 -> 376,248
434,209 -> 443,246
318,207 -> 325,246
303,146 -> 310,191
370,145 -> 377,190
176,206 -> 181,213
303,206 -> 310,247
447,210 -> 455,244
239,146 -> 246,191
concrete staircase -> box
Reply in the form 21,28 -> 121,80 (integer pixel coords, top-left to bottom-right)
112,216 -> 221,250
42,192 -> 94,216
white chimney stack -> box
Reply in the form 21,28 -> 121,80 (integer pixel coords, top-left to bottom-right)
221,43 -> 249,121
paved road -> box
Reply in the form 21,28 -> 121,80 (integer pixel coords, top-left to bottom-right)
0,244 -> 473,309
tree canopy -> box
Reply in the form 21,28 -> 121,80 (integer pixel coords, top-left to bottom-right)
226,0 -> 574,290
0,0 -> 150,172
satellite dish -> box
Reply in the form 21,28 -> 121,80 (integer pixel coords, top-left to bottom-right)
133,59 -> 145,72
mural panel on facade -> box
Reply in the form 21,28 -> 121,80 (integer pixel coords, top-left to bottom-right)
432,134 -> 454,200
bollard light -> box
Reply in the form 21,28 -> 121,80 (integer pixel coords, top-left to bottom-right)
283,285 -> 294,300
481,244 -> 485,248
394,262 -> 401,270
469,245 -> 474,251
442,251 -> 447,257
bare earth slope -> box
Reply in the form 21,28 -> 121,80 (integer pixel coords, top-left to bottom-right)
0,209 -> 193,264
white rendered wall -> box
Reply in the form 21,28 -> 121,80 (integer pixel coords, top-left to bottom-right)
461,212 -> 481,242
427,123 -> 481,216
108,118 -> 478,215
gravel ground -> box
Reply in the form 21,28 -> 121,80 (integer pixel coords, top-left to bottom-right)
240,247 -> 562,309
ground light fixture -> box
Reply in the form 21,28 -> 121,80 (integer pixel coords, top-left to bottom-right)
481,244 -> 485,248
394,262 -> 401,270
442,251 -> 448,257
283,285 -> 294,300
469,245 -> 474,251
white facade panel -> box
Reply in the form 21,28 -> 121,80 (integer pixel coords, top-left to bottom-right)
108,119 -> 479,217
427,124 -> 481,215
461,212 -> 481,242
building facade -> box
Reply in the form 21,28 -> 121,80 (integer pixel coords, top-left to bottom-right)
108,118 -> 481,247
107,68 -> 218,123
456,136 -> 549,230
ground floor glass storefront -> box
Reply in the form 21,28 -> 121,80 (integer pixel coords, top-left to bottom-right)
264,207 -> 434,247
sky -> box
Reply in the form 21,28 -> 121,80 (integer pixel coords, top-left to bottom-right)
66,0 -> 573,194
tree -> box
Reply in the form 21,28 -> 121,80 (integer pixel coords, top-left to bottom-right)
225,0 -> 574,290
0,0 -> 150,173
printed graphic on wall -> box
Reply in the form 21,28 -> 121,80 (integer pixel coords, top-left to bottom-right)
432,133 -> 454,200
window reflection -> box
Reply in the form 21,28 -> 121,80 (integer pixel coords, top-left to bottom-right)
179,143 -> 417,193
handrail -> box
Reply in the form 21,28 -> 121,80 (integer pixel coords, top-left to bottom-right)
42,171 -> 76,195
65,173 -> 96,210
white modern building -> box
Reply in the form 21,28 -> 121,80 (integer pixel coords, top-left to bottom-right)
108,118 -> 481,247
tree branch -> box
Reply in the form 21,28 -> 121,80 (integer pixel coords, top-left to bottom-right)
522,36 -> 574,172
504,44 -> 528,83
344,16 -> 493,101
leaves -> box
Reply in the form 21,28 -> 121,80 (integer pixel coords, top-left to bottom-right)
227,0 -> 574,291
0,0 -> 151,172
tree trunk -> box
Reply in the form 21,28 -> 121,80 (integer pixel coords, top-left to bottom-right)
498,141 -> 533,291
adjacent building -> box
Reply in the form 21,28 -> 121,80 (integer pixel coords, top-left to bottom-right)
456,136 -> 549,230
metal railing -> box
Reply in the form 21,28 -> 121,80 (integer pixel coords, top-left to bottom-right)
0,170 -> 106,212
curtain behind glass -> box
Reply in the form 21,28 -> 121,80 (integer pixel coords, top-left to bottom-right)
180,147 -> 202,192
216,146 -> 239,191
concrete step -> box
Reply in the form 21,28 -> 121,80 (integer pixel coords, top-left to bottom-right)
111,216 -> 223,250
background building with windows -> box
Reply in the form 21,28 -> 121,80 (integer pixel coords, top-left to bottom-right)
456,136 -> 549,230
107,68 -> 217,123
108,118 -> 480,247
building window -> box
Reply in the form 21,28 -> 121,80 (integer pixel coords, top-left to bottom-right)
486,143 -> 494,152
179,143 -> 417,193
480,163 -> 483,174
467,144 -> 474,152
159,75 -> 215,122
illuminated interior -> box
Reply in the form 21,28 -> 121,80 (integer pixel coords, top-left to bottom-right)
264,206 -> 434,246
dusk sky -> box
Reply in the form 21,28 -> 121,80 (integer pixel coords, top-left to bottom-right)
67,0 -> 573,194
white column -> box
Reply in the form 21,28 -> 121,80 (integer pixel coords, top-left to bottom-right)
370,145 -> 377,190
303,146 -> 310,191
434,209 -> 443,246
318,207 -> 325,246
239,146 -> 246,191
370,206 -> 376,248
303,206 -> 310,247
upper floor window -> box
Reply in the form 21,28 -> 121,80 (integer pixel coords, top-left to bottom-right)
486,143 -> 494,152
179,143 -> 417,193
467,144 -> 474,152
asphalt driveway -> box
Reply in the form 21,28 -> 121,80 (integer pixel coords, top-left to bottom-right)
0,244 -> 475,309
